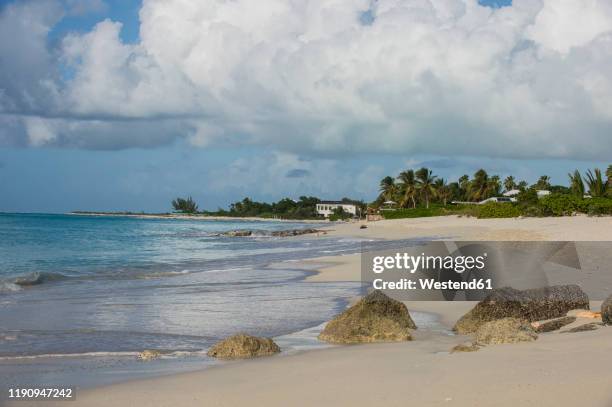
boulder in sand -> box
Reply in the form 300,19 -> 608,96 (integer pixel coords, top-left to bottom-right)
475,318 -> 538,345
319,290 -> 416,344
207,334 -> 280,359
454,285 -> 589,334
602,295 -> 612,325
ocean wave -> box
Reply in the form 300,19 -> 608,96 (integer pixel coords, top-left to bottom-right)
12,271 -> 68,287
0,272 -> 69,292
0,349 -> 208,361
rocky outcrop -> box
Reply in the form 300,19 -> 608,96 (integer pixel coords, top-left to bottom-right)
137,350 -> 162,361
319,290 -> 416,344
207,334 -> 280,359
223,230 -> 253,237
270,228 -> 323,237
454,285 -> 589,334
602,295 -> 612,325
222,228 -> 324,238
531,316 -> 577,333
475,318 -> 538,345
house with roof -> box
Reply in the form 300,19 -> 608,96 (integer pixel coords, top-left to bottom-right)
316,201 -> 358,218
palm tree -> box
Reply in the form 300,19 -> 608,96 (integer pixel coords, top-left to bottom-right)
606,165 -> 612,194
379,176 -> 397,202
534,175 -> 551,190
488,175 -> 502,197
503,176 -> 516,192
585,168 -> 606,197
398,170 -> 418,208
458,174 -> 470,201
469,169 -> 489,202
416,167 -> 437,208
517,180 -> 528,191
568,170 -> 585,198
435,178 -> 452,206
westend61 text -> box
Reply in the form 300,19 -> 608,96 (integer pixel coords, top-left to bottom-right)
372,278 -> 493,291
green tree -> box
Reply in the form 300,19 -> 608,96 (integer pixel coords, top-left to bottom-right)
379,176 -> 398,203
488,175 -> 502,197
469,169 -> 490,202
585,168 -> 606,197
172,196 -> 199,213
534,175 -> 551,190
568,170 -> 585,198
458,174 -> 470,201
416,167 -> 437,208
398,170 -> 418,208
517,180 -> 528,191
606,165 -> 612,195
503,176 -> 517,192
435,178 -> 452,206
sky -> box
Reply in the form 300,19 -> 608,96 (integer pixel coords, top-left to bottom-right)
0,0 -> 611,213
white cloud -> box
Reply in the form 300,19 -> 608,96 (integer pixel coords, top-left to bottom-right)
1,0 -> 612,159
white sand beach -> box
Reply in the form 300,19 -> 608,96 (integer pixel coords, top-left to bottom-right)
24,215 -> 612,407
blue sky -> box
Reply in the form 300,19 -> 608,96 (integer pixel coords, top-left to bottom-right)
1,0 -> 611,213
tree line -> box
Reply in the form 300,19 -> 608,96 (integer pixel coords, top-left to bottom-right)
376,165 -> 612,209
171,165 -> 612,217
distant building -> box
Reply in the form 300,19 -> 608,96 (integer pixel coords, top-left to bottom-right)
503,189 -> 521,197
316,201 -> 358,218
504,189 -> 551,199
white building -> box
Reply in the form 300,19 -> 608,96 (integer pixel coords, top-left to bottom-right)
316,201 -> 358,218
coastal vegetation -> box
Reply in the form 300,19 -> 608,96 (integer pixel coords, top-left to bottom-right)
163,165 -> 612,220
171,196 -> 199,213
375,165 -> 612,219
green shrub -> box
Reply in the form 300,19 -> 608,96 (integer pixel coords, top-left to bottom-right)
476,202 -> 522,219
517,188 -> 539,206
520,205 -> 544,217
539,194 -> 583,216
584,198 -> 612,216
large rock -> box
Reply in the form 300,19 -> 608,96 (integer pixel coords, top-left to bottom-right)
602,295 -> 612,325
207,334 -> 280,359
475,318 -> 538,345
454,285 -> 589,334
318,290 -> 416,344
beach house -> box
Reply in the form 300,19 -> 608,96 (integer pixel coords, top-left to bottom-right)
316,201 -> 358,218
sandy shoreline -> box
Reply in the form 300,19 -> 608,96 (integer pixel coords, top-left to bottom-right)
18,215 -> 612,407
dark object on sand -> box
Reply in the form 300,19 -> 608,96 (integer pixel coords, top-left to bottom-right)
532,316 -> 577,333
454,285 -> 589,334
360,225 -> 368,229
319,290 -> 416,344
475,318 -> 538,345
561,323 -> 603,333
207,334 -> 280,359
451,342 -> 481,353
602,295 -> 612,325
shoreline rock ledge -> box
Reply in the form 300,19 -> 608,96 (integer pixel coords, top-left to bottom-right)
319,290 -> 416,344
454,285 -> 589,334
207,334 -> 281,359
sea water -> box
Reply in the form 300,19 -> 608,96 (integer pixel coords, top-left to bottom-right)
0,213 -> 424,387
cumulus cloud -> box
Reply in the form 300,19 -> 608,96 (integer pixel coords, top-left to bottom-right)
1,0 -> 612,159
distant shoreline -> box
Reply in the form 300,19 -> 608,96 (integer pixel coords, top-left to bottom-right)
67,211 -> 330,223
